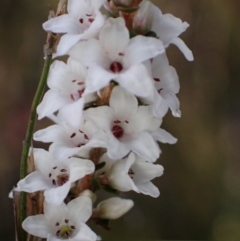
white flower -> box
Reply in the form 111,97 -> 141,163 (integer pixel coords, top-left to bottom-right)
106,152 -> 164,197
85,86 -> 161,162
37,58 -> 96,128
34,121 -> 105,161
95,197 -> 134,220
69,17 -> 165,98
43,0 -> 106,57
16,149 -> 94,205
138,1 -> 193,61
22,196 -> 97,241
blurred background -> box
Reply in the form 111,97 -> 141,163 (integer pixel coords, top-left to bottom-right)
1,0 -> 240,240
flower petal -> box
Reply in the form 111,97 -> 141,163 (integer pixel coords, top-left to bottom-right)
34,125 -> 66,143
22,215 -> 49,238
44,200 -> 68,221
136,181 -> 160,198
150,128 -> 177,144
84,64 -> 115,95
16,171 -> 51,192
43,14 -> 80,34
37,90 -> 71,119
124,132 -> 160,162
161,92 -> 181,117
57,98 -> 84,128
100,17 -> 129,61
170,37 -> 194,61
110,86 -> 138,119
72,222 -> 97,241
68,158 -> 95,182
116,63 -> 155,98
68,196 -> 92,223
44,182 -> 71,205
123,36 -> 165,66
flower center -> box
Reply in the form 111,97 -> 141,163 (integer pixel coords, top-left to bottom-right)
49,166 -> 70,187
112,125 -> 124,139
57,174 -> 69,186
56,225 -> 74,239
110,62 -> 123,73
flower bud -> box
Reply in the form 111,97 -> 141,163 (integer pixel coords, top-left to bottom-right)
79,190 -> 97,204
133,0 -> 153,33
96,197 -> 134,220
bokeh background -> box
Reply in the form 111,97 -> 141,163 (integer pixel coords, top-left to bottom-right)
1,0 -> 240,240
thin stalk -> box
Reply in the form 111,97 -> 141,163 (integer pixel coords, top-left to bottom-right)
19,55 -> 52,241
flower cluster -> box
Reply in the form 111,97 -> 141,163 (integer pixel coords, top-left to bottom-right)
15,0 -> 193,240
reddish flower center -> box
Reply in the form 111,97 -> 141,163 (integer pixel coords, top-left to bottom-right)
110,62 -> 123,73
112,125 -> 124,139
57,174 -> 69,186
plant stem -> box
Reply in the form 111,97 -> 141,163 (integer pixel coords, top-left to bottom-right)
19,55 -> 52,241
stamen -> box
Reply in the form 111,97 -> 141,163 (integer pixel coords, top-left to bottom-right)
52,179 -> 56,186
119,52 -> 124,56
53,166 -> 57,170
77,82 -> 84,85
70,133 -> 76,138
65,219 -> 69,224
70,94 -> 75,101
61,169 -> 67,172
84,134 -> 89,140
79,18 -> 84,24
72,79 -> 76,83
158,88 -> 163,94
88,18 -> 94,23
49,173 -> 52,178
125,120 -> 129,124
110,62 -> 123,73
79,130 -> 84,133
56,230 -> 60,236
56,222 -> 59,226
114,120 -> 121,124
71,226 -> 76,229
154,78 -> 160,82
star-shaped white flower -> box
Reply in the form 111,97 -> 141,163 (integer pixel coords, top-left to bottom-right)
37,58 -> 96,128
85,86 -> 162,162
34,121 -> 105,161
105,152 -> 164,197
16,149 -> 94,205
69,17 -> 165,98
43,0 -> 106,57
134,1 -> 193,61
22,196 -> 97,241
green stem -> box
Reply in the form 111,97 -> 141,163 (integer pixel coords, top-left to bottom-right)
19,55 -> 52,241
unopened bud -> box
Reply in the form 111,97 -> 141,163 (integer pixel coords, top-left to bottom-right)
96,197 -> 134,220
133,0 -> 153,33
79,190 -> 97,204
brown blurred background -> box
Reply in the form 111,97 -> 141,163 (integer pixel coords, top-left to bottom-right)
1,0 -> 240,240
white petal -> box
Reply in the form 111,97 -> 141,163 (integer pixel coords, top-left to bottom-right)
49,143 -> 82,161
44,200 -> 68,221
170,37 -> 194,61
100,17 -> 129,61
58,98 -> 84,128
128,106 -> 161,133
124,132 -> 160,162
72,223 -> 97,241
34,125 -> 66,143
43,14 -> 80,34
110,86 -> 138,119
84,106 -> 113,131
44,182 -> 71,205
84,65 -> 115,94
22,215 -> 49,238
37,90 -> 70,119
68,158 -> 95,182
152,90 -> 169,118
161,92 -> 181,117
67,0 -> 89,18
54,34 -> 83,58
33,148 -> 54,175
69,39 -> 107,66
68,196 -> 92,223
150,128 -> 177,144
116,63 -> 155,98
123,36 -> 165,66
132,160 -> 164,183
136,181 -> 160,198
16,172 -> 51,192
